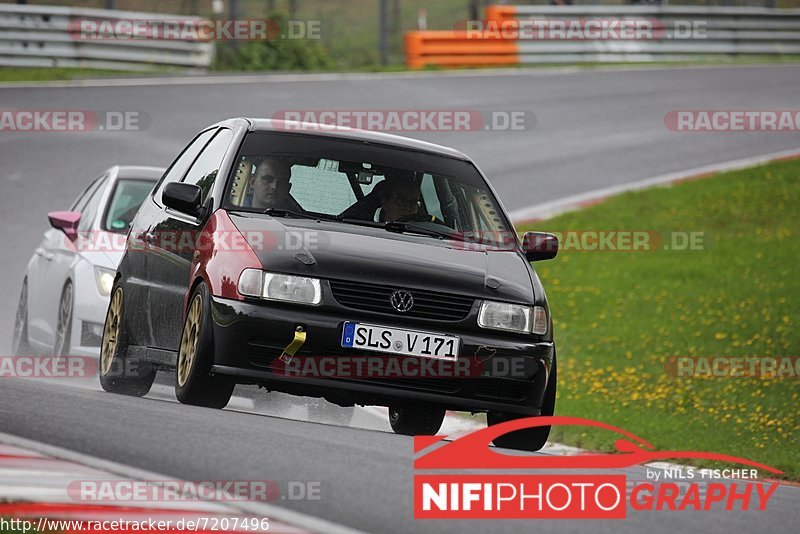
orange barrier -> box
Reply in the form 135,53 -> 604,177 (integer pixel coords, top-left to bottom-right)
404,30 -> 519,69
404,5 -> 521,69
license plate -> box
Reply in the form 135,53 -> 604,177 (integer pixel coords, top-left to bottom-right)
341,321 -> 460,361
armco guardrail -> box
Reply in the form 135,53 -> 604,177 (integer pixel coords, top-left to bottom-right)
405,4 -> 800,68
0,3 -> 213,71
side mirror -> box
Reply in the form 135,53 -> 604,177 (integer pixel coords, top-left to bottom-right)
163,182 -> 203,217
522,231 -> 558,262
47,211 -> 81,241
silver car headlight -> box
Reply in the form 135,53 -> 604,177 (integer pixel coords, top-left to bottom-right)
478,301 -> 547,335
237,269 -> 322,305
94,267 -> 115,297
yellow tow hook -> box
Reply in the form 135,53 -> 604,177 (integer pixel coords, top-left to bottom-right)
279,326 -> 307,364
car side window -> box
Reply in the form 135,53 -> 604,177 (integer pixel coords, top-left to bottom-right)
70,173 -> 106,212
77,174 -> 109,232
153,129 -> 216,206
181,128 -> 233,203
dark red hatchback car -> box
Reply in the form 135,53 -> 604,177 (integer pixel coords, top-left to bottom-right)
99,118 -> 558,450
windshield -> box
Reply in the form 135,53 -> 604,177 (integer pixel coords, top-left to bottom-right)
224,132 -> 514,246
103,178 -> 156,233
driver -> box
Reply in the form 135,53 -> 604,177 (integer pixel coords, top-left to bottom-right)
249,157 -> 294,209
380,175 -> 424,222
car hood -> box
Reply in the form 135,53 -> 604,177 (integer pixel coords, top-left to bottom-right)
228,213 -> 535,303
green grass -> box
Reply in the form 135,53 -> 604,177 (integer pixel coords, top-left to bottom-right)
517,158 -> 800,479
0,68 -> 141,83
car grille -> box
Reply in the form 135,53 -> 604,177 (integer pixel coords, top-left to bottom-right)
473,378 -> 532,401
328,279 -> 474,321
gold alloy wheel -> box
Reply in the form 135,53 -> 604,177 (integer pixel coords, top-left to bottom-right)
177,294 -> 202,387
101,287 -> 122,376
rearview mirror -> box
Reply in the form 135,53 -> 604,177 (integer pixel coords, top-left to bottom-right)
47,211 -> 81,241
522,231 -> 558,262
162,182 -> 203,217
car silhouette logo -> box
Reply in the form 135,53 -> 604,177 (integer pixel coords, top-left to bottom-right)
390,290 -> 414,312
413,416 -> 783,474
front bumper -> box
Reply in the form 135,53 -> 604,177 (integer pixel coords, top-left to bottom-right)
209,297 -> 554,415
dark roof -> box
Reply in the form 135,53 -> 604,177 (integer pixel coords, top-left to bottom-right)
216,118 -> 470,161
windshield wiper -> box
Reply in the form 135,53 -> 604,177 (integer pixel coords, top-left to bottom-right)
335,217 -> 466,242
262,208 -> 330,221
384,221 -> 461,240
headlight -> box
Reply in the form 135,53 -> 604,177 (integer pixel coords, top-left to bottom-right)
478,301 -> 547,335
94,267 -> 115,297
237,269 -> 322,305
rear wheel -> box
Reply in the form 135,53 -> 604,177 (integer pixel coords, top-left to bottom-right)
175,282 -> 234,408
12,279 -> 33,356
99,284 -> 156,396
53,281 -> 73,357
488,355 -> 557,452
389,405 -> 445,436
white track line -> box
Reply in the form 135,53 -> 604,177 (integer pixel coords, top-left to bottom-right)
0,431 -> 365,534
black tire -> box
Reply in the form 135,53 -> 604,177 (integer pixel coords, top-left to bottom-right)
53,281 -> 73,357
12,279 -> 33,356
99,284 -> 156,396
175,282 -> 234,408
488,355 -> 558,452
307,399 -> 356,426
389,405 -> 445,436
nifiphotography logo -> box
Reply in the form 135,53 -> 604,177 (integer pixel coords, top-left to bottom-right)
413,416 -> 782,519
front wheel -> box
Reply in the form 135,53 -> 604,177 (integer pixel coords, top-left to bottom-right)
389,405 -> 445,436
99,284 -> 156,396
488,355 -> 557,452
175,282 -> 234,409
53,281 -> 73,357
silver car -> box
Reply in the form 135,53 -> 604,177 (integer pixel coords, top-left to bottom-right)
13,165 -> 163,358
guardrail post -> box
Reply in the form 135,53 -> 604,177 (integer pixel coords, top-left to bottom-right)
380,0 -> 389,65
